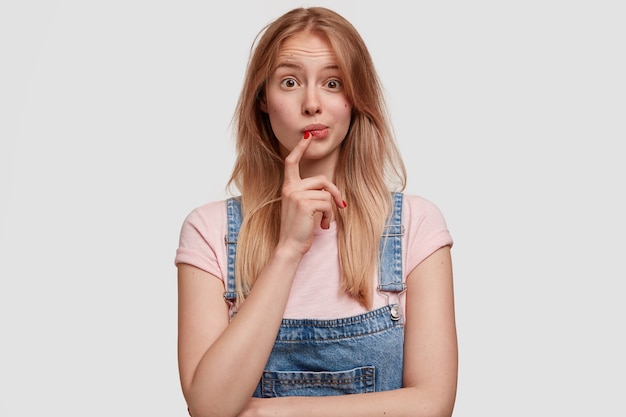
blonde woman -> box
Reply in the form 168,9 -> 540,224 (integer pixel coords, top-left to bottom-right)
176,7 -> 457,417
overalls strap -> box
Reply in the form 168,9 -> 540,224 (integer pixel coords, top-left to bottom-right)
223,196 -> 242,301
377,192 -> 405,293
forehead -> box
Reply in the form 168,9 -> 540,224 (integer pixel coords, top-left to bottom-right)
275,31 -> 337,63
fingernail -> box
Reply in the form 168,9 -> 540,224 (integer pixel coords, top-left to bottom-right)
342,200 -> 347,208
304,131 -> 311,139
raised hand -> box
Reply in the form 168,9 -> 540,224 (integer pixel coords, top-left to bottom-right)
278,132 -> 346,256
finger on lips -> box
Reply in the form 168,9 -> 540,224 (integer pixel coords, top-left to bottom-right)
283,131 -> 347,210
283,132 -> 313,182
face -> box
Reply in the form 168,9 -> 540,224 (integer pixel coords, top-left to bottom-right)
261,31 -> 352,172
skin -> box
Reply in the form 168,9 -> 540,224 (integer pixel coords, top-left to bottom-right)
178,31 -> 458,417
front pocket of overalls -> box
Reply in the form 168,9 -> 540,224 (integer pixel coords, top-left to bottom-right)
261,366 -> 375,397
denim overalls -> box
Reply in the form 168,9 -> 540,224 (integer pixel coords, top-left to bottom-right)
224,193 -> 405,397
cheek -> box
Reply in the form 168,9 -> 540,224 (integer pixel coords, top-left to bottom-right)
268,105 -> 289,130
268,99 -> 288,116
339,103 -> 353,122
337,97 -> 352,113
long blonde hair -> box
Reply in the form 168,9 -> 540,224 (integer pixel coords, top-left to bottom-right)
227,7 -> 406,308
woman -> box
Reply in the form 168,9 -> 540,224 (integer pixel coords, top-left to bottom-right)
175,7 -> 457,417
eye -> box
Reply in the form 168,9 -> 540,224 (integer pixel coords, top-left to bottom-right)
325,79 -> 343,90
280,77 -> 299,88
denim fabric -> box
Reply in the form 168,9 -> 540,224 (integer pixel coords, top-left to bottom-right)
225,193 -> 405,396
223,196 -> 242,302
378,192 -> 405,293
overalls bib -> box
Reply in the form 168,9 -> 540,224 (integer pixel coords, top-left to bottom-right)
224,193 -> 405,397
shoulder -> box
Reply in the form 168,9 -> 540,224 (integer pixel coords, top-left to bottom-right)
400,193 -> 453,269
178,199 -> 232,244
401,194 -> 449,225
176,199 -> 232,280
182,200 -> 229,227
402,195 -> 452,249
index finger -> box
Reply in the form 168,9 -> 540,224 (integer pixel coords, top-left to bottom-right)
283,132 -> 313,183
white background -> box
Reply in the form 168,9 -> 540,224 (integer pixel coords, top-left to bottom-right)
1,1 -> 624,415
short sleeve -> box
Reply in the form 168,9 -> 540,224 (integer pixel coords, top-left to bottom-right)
174,200 -> 228,281
404,195 -> 453,275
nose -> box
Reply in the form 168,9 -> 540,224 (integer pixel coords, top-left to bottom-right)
302,86 -> 321,115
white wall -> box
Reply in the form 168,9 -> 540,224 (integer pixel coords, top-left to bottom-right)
1,1 -> 624,415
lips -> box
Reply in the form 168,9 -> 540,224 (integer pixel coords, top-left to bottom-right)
303,124 -> 329,139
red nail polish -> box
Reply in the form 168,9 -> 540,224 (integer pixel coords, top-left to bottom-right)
304,131 -> 311,139
342,200 -> 347,208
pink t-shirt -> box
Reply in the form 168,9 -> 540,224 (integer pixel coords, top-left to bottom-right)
175,194 -> 453,319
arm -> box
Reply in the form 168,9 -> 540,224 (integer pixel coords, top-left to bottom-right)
238,245 -> 458,417
178,249 -> 301,417
178,135 -> 346,417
